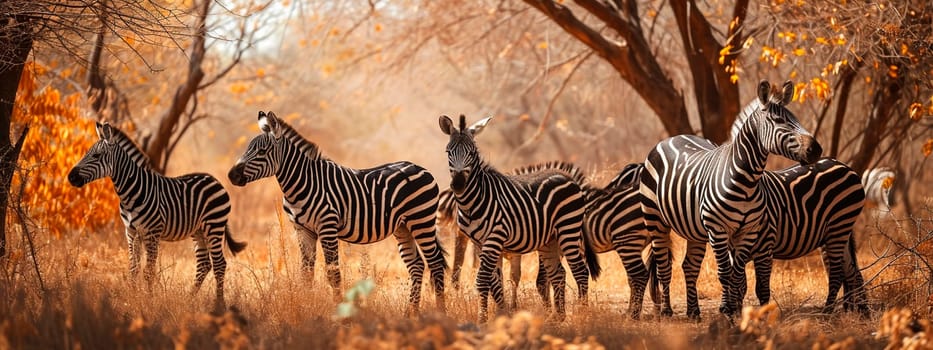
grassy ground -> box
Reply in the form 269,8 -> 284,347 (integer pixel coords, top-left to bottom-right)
1,207 -> 930,349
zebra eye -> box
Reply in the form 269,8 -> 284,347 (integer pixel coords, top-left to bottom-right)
256,149 -> 267,156
91,153 -> 101,159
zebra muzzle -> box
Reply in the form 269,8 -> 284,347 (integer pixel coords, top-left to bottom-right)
797,135 -> 823,166
67,168 -> 87,188
450,171 -> 467,194
228,163 -> 248,187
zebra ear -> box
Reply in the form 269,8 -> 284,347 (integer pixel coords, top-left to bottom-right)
258,111 -> 283,138
96,122 -> 113,143
439,115 -> 454,135
467,116 -> 492,136
757,80 -> 771,107
779,80 -> 794,106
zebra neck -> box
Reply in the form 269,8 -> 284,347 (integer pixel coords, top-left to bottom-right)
110,151 -> 158,206
729,123 -> 769,183
275,147 -> 315,196
454,164 -> 495,217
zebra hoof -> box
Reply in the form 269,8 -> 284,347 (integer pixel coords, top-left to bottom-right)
686,310 -> 701,321
661,308 -> 674,318
718,304 -> 737,317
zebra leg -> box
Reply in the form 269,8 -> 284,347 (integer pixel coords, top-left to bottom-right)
753,254 -> 773,305
642,192 -> 674,317
476,237 -> 506,322
192,233 -> 212,295
451,232 -> 469,290
142,234 -> 160,290
842,238 -> 869,315
319,231 -> 342,300
649,228 -> 675,317
539,241 -> 567,320
729,233 -> 758,315
820,245 -> 846,313
615,233 -> 649,320
555,227 -> 590,306
294,224 -> 319,284
408,221 -> 447,312
708,231 -> 738,317
682,240 -> 707,320
535,256 -> 550,308
395,227 -> 426,315
125,229 -> 141,282
507,254 -> 521,311
735,262 -> 749,305
206,226 -> 228,312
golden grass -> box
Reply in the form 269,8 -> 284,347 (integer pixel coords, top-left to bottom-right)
1,207 -> 930,349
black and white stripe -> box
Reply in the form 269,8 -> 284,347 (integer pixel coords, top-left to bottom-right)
439,161 -> 585,309
723,95 -> 869,314
640,80 -> 823,318
439,115 -> 599,321
440,161 -> 652,317
228,111 -> 447,312
576,164 -> 652,319
68,122 -> 246,310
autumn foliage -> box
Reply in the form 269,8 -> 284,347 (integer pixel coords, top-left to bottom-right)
11,62 -> 119,237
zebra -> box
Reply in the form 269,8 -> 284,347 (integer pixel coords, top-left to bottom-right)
442,161 -> 654,319
67,122 -> 247,311
715,93 -> 870,315
738,160 -> 867,314
639,80 -> 823,318
438,161 -> 587,308
862,167 -> 896,211
439,114 -> 600,321
563,163 -> 652,319
227,111 -> 447,312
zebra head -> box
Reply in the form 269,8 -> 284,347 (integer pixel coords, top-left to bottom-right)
228,111 -> 284,187
746,80 -> 822,166
439,114 -> 491,195
68,122 -> 119,188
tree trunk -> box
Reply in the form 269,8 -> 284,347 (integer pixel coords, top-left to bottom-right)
0,16 -> 35,258
523,0 -> 693,138
849,76 -> 902,174
828,67 -> 859,158
145,0 -> 209,173
669,0 -> 743,144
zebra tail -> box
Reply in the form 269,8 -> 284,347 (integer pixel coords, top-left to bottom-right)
647,249 -> 661,305
225,227 -> 248,256
581,223 -> 601,280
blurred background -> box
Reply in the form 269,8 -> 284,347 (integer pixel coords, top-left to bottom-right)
3,0 -> 930,241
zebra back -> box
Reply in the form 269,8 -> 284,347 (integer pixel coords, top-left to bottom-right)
438,160 -> 590,221
603,163 -> 644,190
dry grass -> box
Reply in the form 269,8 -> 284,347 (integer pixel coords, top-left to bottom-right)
9,89 -> 927,350
1,202 -> 931,349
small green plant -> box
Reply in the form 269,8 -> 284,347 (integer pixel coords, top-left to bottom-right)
334,279 -> 376,320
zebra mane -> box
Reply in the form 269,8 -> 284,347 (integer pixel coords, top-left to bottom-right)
728,98 -> 765,141
728,85 -> 792,141
107,126 -> 152,169
509,161 -> 589,187
274,118 -> 326,161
